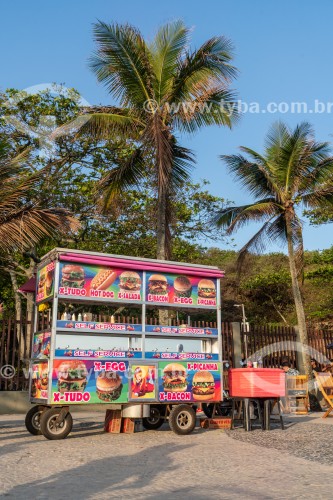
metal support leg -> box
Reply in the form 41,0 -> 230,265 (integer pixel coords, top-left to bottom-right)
231,399 -> 235,429
277,398 -> 284,430
264,399 -> 271,430
244,398 -> 251,431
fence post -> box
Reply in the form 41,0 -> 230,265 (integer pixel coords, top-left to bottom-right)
232,322 -> 242,368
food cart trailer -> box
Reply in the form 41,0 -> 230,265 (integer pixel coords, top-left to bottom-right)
25,248 -> 224,439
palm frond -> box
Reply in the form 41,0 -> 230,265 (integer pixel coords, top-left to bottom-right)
301,184 -> 333,208
149,20 -> 189,103
170,142 -> 195,191
221,152 -> 282,200
174,87 -> 239,132
90,21 -> 154,107
96,148 -> 146,211
170,36 -> 237,103
0,207 -> 79,253
236,218 -> 277,271
214,199 -> 279,234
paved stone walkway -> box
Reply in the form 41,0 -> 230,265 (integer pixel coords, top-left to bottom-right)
0,412 -> 332,499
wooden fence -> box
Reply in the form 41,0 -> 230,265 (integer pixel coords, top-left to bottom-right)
1,315 -> 332,390
243,325 -> 333,369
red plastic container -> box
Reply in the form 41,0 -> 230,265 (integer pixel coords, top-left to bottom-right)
229,368 -> 286,398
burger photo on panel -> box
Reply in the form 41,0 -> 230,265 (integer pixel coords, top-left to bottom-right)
96,371 -> 123,402
57,360 -> 88,393
45,270 -> 54,295
60,265 -> 85,289
197,279 -> 216,299
148,274 -> 168,295
173,276 -> 192,298
163,363 -> 187,392
119,271 -> 141,292
192,371 -> 215,401
37,271 -> 46,294
39,371 -> 49,391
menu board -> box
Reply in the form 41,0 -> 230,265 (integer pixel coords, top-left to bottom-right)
31,362 -> 49,399
158,361 -> 221,403
32,331 -> 51,359
51,359 -> 129,404
57,263 -> 143,302
145,272 -> 217,308
36,262 -> 55,303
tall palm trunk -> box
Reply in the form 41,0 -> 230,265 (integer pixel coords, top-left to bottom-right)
156,188 -> 168,260
156,188 -> 170,325
286,218 -> 311,378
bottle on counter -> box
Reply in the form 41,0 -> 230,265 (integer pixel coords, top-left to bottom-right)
78,313 -> 82,322
67,312 -> 72,320
83,313 -> 88,322
71,313 -> 76,321
111,315 -> 115,323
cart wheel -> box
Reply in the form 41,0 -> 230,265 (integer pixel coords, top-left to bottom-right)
40,408 -> 73,440
142,405 -> 166,430
169,404 -> 196,435
25,406 -> 47,435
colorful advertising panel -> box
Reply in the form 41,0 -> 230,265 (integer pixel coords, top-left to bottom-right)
55,348 -> 142,359
146,352 -> 219,361
145,324 -> 217,337
129,364 -> 157,400
57,263 -> 143,302
145,272 -> 217,308
56,320 -> 141,333
158,361 -> 221,403
31,362 -> 48,399
32,331 -> 51,359
36,262 -> 55,303
51,359 -> 129,404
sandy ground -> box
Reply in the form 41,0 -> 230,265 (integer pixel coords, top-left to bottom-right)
0,412 -> 333,499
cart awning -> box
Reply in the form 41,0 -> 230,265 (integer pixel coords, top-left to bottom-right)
18,276 -> 36,294
59,253 -> 225,278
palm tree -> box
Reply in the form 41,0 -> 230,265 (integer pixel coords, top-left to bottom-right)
84,20 -> 238,260
0,139 -> 79,253
214,122 -> 333,377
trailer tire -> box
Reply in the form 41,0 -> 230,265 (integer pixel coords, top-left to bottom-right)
142,405 -> 166,430
25,406 -> 47,435
169,404 -> 196,435
40,408 -> 73,440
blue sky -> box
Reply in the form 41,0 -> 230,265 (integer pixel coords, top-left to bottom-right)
1,0 -> 333,252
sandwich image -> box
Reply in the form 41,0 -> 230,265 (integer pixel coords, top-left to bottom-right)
192,371 -> 215,401
163,363 -> 187,392
173,276 -> 192,298
197,279 -> 216,299
60,265 -> 85,289
31,380 -> 38,398
57,360 -> 88,393
90,268 -> 117,290
40,373 -> 48,391
37,272 -> 46,293
45,270 -> 54,295
96,371 -> 123,402
119,271 -> 141,292
148,274 -> 168,295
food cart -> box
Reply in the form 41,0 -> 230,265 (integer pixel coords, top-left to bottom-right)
25,248 -> 224,439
